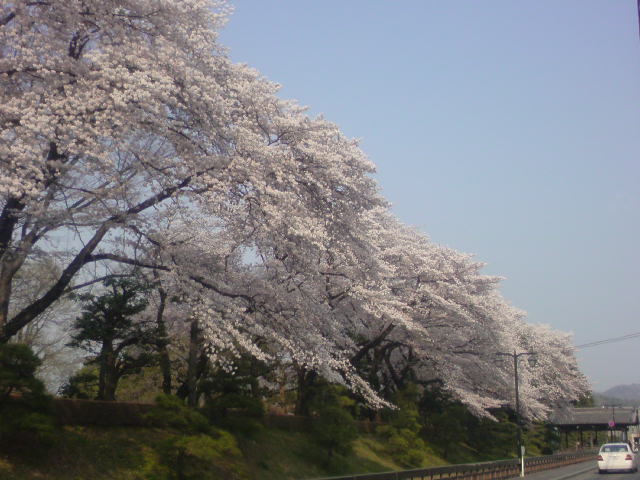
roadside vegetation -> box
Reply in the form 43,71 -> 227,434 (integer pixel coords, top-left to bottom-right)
0,415 -> 559,480
0,342 -> 565,480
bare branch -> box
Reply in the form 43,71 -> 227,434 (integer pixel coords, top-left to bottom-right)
0,11 -> 15,27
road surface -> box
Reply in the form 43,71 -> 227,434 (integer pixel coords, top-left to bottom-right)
519,461 -> 640,480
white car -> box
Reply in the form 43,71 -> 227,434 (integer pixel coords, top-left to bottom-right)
598,442 -> 638,474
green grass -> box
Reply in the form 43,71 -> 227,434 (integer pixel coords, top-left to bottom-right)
2,427 -> 168,480
0,426 -> 248,480
352,436 -> 404,471
239,430 -> 408,480
0,425 -> 453,480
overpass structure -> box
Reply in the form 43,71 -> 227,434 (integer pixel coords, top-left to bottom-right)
550,406 -> 640,448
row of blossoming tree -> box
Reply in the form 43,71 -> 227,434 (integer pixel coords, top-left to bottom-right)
0,0 -> 589,420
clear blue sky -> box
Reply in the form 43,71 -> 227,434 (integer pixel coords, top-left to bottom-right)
220,1 -> 640,392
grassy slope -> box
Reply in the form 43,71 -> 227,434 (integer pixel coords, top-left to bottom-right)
0,426 -> 453,480
241,430 -> 403,480
0,427 -> 186,480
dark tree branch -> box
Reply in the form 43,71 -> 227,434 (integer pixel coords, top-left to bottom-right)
1,174 -> 193,342
85,253 -> 168,271
0,196 -> 24,260
113,336 -> 141,356
1,11 -> 15,26
351,321 -> 396,365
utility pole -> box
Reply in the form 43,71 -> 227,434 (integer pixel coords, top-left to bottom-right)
496,350 -> 537,478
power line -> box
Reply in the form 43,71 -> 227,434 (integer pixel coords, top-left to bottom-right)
575,331 -> 640,349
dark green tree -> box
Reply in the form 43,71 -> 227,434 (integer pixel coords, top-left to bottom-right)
310,384 -> 358,464
419,386 -> 471,461
58,364 -> 99,399
574,392 -> 595,407
200,353 -> 267,436
68,278 -> 155,400
378,384 -> 427,467
466,409 -> 519,460
0,343 -> 55,449
0,343 -> 45,401
143,395 -> 245,480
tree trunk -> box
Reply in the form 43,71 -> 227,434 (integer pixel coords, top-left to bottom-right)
98,340 -> 117,401
294,366 -> 318,416
102,368 -> 118,401
0,196 -> 26,340
155,284 -> 172,395
185,317 -> 201,407
0,268 -> 13,340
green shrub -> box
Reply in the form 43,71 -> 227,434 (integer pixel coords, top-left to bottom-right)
139,394 -> 245,479
145,394 -> 210,434
376,385 -> 426,467
198,354 -> 267,437
203,392 -> 265,436
376,423 -> 426,467
0,343 -> 56,451
311,405 -> 358,464
139,433 -> 244,480
59,365 -> 99,399
161,432 -> 244,479
0,343 -> 45,398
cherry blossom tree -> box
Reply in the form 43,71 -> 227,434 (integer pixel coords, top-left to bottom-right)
341,211 -> 589,417
503,322 -> 590,419
0,0 -> 588,414
348,213 -> 511,414
0,0 -> 392,405
0,0 -> 381,338
1,0 -> 230,339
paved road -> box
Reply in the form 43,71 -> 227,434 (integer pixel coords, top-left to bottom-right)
575,473 -> 640,480
516,460 -> 640,480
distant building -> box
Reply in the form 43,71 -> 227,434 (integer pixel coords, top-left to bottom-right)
550,406 -> 640,449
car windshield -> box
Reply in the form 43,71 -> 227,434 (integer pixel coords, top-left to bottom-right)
601,445 -> 629,453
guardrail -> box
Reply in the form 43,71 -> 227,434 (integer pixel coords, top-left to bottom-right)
309,450 -> 596,480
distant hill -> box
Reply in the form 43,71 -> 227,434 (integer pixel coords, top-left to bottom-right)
594,384 -> 640,406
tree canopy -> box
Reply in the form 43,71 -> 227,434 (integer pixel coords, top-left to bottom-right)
0,0 -> 588,417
